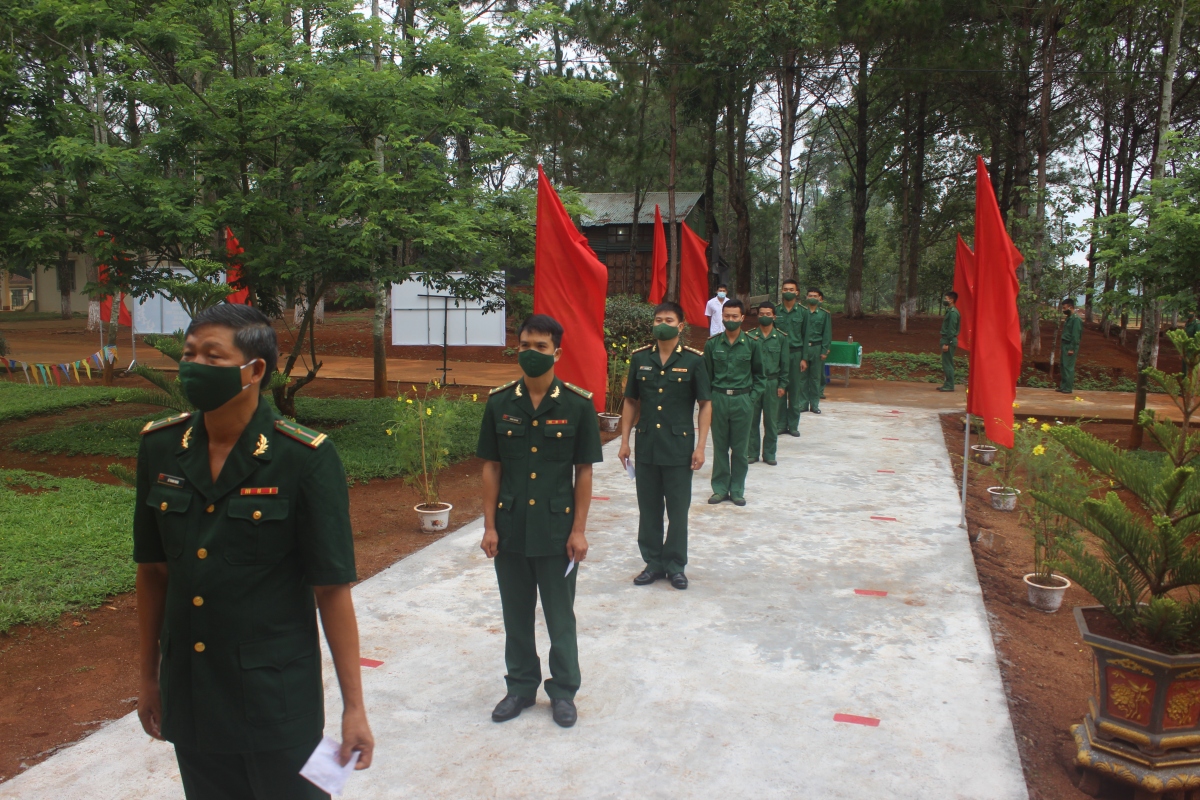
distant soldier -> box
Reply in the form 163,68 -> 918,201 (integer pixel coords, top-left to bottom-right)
746,301 -> 788,465
938,291 -> 961,392
1186,309 -> 1199,339
704,299 -> 765,506
800,288 -> 832,413
774,278 -> 807,436
1059,298 -> 1082,394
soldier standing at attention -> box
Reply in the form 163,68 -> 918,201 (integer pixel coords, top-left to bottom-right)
746,301 -> 788,466
134,305 -> 373,800
938,291 -> 961,393
618,301 -> 712,590
704,299 -> 765,506
1059,298 -> 1083,394
801,288 -> 832,414
477,314 -> 603,728
774,278 -> 807,436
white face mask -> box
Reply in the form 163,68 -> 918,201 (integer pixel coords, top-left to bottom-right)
717,291 -> 727,299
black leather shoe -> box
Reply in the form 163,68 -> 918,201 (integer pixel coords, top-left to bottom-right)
492,694 -> 535,722
788,430 -> 800,437
634,569 -> 664,586
732,496 -> 747,506
551,698 -> 577,728
764,459 -> 777,466
669,572 -> 689,590
708,493 -> 727,504
811,408 -> 822,415
748,456 -> 759,464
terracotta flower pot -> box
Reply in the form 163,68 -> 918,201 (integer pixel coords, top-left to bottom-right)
986,486 -> 1020,511
598,413 -> 621,433
415,502 -> 452,533
1023,573 -> 1070,613
971,444 -> 998,465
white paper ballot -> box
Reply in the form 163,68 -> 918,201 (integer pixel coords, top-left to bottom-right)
565,559 -> 576,577
624,459 -> 636,481
300,736 -> 359,796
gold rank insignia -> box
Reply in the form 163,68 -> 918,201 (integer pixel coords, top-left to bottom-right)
683,345 -> 705,356
274,419 -> 327,448
252,434 -> 269,457
564,382 -> 593,399
140,412 -> 192,435
630,344 -> 653,354
514,383 -> 523,397
181,427 -> 193,449
550,384 -> 561,399
489,379 -> 518,395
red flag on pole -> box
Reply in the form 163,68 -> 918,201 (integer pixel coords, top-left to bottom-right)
679,222 -> 709,329
953,233 -> 976,353
534,165 -> 608,412
969,156 -> 1023,448
225,227 -> 251,305
648,205 -> 667,304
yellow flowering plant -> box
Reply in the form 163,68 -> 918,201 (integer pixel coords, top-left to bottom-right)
386,382 -> 459,510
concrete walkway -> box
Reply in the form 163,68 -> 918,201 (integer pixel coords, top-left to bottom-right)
0,402 -> 1027,800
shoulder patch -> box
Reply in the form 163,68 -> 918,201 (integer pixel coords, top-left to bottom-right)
684,345 -> 704,356
489,379 -> 519,396
630,344 -> 653,355
140,412 -> 192,435
274,419 -> 327,448
564,382 -> 593,400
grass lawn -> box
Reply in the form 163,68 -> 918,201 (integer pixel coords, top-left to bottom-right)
0,381 -> 139,422
0,470 -> 135,632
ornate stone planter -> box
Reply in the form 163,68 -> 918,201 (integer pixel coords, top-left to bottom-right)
1070,606 -> 1200,795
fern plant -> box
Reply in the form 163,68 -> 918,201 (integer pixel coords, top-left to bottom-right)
1034,329 -> 1200,652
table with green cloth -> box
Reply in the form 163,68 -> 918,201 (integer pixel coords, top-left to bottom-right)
825,342 -> 862,387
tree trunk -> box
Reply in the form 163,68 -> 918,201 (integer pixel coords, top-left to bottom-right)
725,82 -> 753,301
895,92 -> 911,325
627,65 -> 652,297
777,52 -> 798,300
904,91 -> 928,328
370,0 -> 388,398
845,46 -> 870,318
703,87 -> 719,295
1029,7 -> 1058,356
1085,91 -> 1110,324
666,77 -> 680,302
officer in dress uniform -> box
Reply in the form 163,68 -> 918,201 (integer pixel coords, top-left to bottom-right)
800,288 -> 832,414
618,301 -> 712,591
774,278 -> 807,436
746,301 -> 788,466
477,314 -> 603,728
134,305 -> 373,800
704,299 -> 766,506
1059,298 -> 1083,394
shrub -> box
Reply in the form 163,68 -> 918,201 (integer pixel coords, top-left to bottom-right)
603,295 -> 654,414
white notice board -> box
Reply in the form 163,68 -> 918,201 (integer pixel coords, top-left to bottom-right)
133,267 -> 206,335
390,273 -> 506,346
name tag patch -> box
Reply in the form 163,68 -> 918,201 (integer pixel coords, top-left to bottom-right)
157,474 -> 185,488
638,365 -> 654,371
240,487 -> 279,496
501,414 -> 523,424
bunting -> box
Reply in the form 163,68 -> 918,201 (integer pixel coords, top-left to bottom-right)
4,347 -> 117,387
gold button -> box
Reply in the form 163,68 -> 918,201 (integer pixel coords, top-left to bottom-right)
565,507 -> 571,513
194,642 -> 205,653
252,510 -> 262,521
531,446 -> 538,453
556,432 -> 562,438
507,430 -> 512,437
529,499 -> 536,506
159,502 -> 168,511
192,596 -> 203,607
660,370 -> 665,375
658,388 -> 663,393
498,502 -> 504,509
656,423 -> 661,429
206,505 -> 215,513
197,548 -> 208,559
531,472 -> 537,479
533,420 -> 539,426
657,405 -> 662,410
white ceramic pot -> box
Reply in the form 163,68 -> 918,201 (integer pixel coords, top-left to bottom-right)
971,445 -> 998,465
598,413 -> 621,433
986,486 -> 1021,511
415,502 -> 452,533
1023,573 -> 1071,613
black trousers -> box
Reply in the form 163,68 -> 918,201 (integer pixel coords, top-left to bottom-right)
175,738 -> 329,800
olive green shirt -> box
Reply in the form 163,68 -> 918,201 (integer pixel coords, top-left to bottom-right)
775,302 -> 808,351
804,306 -> 833,356
133,398 -> 356,753
624,342 -> 711,466
1187,318 -> 1200,337
703,330 -> 767,395
476,376 -> 604,557
747,326 -> 789,384
941,307 -> 961,347
1062,314 -> 1083,348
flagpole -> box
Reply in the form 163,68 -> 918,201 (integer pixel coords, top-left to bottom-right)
960,411 -> 970,529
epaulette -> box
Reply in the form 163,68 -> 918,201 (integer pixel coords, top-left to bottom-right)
489,379 -> 519,396
140,412 -> 192,435
564,382 -> 593,400
630,344 -> 653,354
778,330 -> 789,337
684,345 -> 704,356
275,419 -> 328,448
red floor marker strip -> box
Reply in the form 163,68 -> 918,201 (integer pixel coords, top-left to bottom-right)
877,469 -> 895,473
592,496 -> 610,501
854,589 -> 888,597
834,713 -> 880,727
360,658 -> 383,668
870,515 -> 897,522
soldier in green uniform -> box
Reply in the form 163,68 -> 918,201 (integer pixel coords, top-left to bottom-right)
817,290 -> 829,400
801,288 -> 832,413
134,305 -> 373,800
774,278 -> 807,436
1059,298 -> 1083,394
477,314 -> 603,728
938,291 -> 961,392
746,301 -> 788,465
618,301 -> 712,591
704,299 -> 766,506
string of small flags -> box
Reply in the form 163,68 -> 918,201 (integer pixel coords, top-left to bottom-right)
3,346 -> 118,386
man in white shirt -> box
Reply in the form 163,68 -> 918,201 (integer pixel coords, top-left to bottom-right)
704,284 -> 729,337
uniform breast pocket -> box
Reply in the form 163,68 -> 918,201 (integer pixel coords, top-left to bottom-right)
224,497 -> 292,565
496,423 -> 527,460
146,486 -> 192,559
542,424 -> 576,461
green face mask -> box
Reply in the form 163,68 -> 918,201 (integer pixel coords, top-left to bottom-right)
782,291 -> 797,301
653,323 -> 681,341
723,319 -> 742,332
759,316 -> 774,326
807,297 -> 819,306
178,359 -> 259,412
518,348 -> 556,378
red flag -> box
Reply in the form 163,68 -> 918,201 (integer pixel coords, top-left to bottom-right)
533,165 -> 608,412
679,222 -> 709,329
225,227 -> 250,305
969,156 -> 1023,448
98,264 -> 132,327
648,205 -> 667,304
953,233 -> 976,353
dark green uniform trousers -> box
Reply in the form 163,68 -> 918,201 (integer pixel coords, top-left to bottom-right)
801,346 -> 824,411
941,349 -> 956,390
175,738 -> 328,800
711,393 -> 752,500
1060,347 -> 1077,392
778,350 -> 805,433
494,551 -> 579,700
748,379 -> 781,461
635,462 -> 693,575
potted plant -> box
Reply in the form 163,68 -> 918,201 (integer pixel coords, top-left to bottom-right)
1018,419 -> 1079,613
1033,330 -> 1200,792
388,382 -> 455,533
601,295 -> 653,432
985,431 -> 1021,511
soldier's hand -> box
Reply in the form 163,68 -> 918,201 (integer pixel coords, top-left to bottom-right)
341,707 -> 374,769
138,680 -> 164,740
820,354 -> 827,360
690,447 -> 705,471
800,360 -> 808,371
481,528 -> 500,558
942,345 -> 949,352
567,531 -> 589,562
776,387 -> 785,398
1068,350 -> 1074,356
617,443 -> 631,467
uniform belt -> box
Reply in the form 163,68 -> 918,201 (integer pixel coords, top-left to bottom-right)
713,387 -> 750,396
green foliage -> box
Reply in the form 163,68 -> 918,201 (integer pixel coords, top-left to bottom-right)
1035,331 -> 1200,652
10,414 -> 158,457
142,331 -> 186,363
0,382 -> 137,422
861,351 -> 968,384
385,383 -> 476,507
0,470 -> 136,632
158,261 -> 235,319
0,330 -> 7,358
604,295 -> 654,413
127,364 -> 192,413
506,288 -> 534,327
